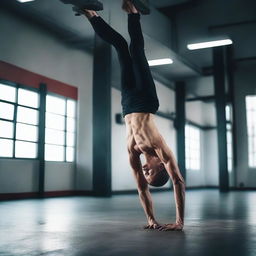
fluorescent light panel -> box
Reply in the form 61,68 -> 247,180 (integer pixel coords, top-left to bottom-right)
187,39 -> 233,50
17,0 -> 34,3
148,58 -> 173,66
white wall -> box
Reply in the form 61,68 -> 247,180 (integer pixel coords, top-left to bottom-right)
0,160 -> 39,193
0,9 -> 93,193
111,81 -> 176,191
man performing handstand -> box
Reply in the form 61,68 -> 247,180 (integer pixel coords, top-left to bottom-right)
66,0 -> 185,231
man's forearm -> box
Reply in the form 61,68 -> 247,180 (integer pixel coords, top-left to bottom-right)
138,189 -> 156,222
173,179 -> 185,225
166,162 -> 185,225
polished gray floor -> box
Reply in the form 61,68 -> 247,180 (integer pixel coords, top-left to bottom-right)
0,189 -> 256,256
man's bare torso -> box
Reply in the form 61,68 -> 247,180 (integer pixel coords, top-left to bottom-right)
125,113 -> 163,157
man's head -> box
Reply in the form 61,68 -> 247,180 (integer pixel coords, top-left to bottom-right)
142,156 -> 169,187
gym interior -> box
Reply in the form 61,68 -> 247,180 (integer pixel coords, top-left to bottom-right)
0,0 -> 256,255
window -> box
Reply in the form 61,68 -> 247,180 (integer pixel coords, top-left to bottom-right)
45,94 -> 76,162
0,82 -> 39,159
246,96 -> 256,167
185,124 -> 201,170
0,81 -> 77,162
226,125 -> 233,172
226,105 -> 233,172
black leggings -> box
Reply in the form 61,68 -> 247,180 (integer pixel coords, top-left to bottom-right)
89,13 -> 159,116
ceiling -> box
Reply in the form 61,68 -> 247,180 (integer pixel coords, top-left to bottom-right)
150,0 -> 190,8
3,0 -> 254,97
1,0 -> 201,88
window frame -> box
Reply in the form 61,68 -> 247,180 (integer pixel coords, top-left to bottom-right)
246,95 -> 256,169
185,123 -> 201,171
0,79 -> 40,160
0,79 -> 77,163
225,104 -> 233,172
44,92 -> 77,163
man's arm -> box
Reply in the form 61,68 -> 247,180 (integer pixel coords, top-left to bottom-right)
154,137 -> 185,231
128,149 -> 160,229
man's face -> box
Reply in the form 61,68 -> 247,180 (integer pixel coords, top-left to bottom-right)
142,156 -> 164,184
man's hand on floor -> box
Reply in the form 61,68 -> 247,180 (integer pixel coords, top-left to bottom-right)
158,223 -> 183,231
144,219 -> 161,230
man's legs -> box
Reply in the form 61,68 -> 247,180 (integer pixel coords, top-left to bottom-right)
128,13 -> 158,101
85,11 -> 136,92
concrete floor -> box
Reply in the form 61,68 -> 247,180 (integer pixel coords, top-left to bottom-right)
0,189 -> 256,256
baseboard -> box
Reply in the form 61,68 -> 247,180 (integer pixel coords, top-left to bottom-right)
112,188 -> 170,195
186,186 -> 219,189
0,190 -> 94,201
1,186 -> 255,201
0,192 -> 39,201
112,186 -> 219,195
230,187 -> 256,191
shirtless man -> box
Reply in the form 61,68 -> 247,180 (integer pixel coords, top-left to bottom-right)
79,0 -> 185,231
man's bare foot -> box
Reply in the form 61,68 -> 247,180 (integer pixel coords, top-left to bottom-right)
83,9 -> 99,19
122,0 -> 139,14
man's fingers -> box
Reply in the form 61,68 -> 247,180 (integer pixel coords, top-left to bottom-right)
144,224 -> 160,230
144,223 -> 165,230
153,224 -> 161,229
158,224 -> 177,231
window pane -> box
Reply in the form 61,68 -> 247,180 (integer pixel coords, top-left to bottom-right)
17,106 -> 39,125
66,132 -> 75,147
0,139 -> 13,157
228,158 -> 232,172
45,144 -> 64,161
190,140 -> 199,150
46,95 -> 66,115
67,99 -> 76,118
0,102 -> 14,120
225,105 -> 231,121
0,83 -> 16,102
18,88 -> 39,108
227,131 -> 232,143
15,141 -> 37,158
66,117 -> 75,132
185,126 -> 189,137
227,145 -> 232,159
226,123 -> 232,130
66,147 -> 75,162
190,160 -> 197,170
16,123 -> 38,142
45,128 -> 65,145
246,96 -> 256,167
185,125 -> 200,170
45,113 -> 65,130
186,159 -> 190,169
0,120 -> 14,138
246,96 -> 255,110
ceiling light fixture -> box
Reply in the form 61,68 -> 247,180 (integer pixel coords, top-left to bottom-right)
17,0 -> 35,3
148,58 -> 173,66
187,39 -> 233,50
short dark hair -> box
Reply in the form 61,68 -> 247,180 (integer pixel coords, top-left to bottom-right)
149,168 -> 169,187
